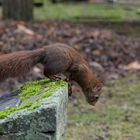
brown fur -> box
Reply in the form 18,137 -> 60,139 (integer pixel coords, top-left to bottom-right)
0,43 -> 102,105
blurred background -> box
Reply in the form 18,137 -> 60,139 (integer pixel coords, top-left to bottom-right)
0,0 -> 140,140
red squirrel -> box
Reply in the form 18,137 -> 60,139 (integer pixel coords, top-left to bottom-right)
0,43 -> 102,106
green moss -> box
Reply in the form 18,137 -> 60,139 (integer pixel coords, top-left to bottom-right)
28,102 -> 40,110
18,79 -> 50,101
0,79 -> 67,120
39,81 -> 66,100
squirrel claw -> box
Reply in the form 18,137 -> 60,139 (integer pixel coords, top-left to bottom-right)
68,82 -> 72,96
47,75 -> 62,81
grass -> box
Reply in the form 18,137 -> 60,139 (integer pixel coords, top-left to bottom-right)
64,75 -> 140,140
34,1 -> 140,22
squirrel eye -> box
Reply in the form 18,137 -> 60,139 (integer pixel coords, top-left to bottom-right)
94,95 -> 99,100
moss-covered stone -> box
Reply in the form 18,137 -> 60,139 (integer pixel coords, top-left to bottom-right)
0,79 -> 68,140
0,79 -> 67,120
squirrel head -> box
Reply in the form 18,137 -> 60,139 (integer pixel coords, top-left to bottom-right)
83,80 -> 103,106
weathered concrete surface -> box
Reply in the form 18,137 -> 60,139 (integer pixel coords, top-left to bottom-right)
0,80 -> 68,140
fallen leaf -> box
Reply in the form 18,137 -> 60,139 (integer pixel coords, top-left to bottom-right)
122,61 -> 140,70
17,24 -> 35,36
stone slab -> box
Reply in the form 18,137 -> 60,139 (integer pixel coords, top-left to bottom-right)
0,80 -> 68,140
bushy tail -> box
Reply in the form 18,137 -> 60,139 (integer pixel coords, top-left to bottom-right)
0,48 -> 45,81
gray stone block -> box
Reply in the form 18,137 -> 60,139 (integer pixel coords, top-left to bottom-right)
0,79 -> 68,140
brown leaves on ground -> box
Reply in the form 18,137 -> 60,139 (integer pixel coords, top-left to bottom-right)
0,21 -> 139,93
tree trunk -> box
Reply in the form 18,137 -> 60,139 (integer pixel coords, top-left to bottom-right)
3,0 -> 33,21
